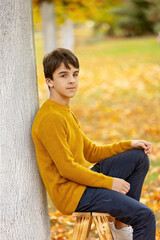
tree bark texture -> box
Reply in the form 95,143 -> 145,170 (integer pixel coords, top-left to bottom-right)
0,0 -> 51,239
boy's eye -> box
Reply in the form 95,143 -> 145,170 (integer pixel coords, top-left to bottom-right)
61,74 -> 67,77
73,73 -> 78,77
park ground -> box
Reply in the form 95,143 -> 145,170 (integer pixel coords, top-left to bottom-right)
34,31 -> 160,239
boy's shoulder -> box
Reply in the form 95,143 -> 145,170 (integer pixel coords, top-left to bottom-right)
31,99 -> 63,136
33,99 -> 52,121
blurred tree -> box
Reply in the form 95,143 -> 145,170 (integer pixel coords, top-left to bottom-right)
144,0 -> 160,33
33,0 -> 122,49
40,1 -> 57,53
61,18 -> 75,51
33,0 -> 75,51
55,0 -> 121,36
111,0 -> 160,36
33,0 -> 57,53
89,0 -> 122,36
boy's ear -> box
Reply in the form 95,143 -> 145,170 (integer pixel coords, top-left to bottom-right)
45,78 -> 54,88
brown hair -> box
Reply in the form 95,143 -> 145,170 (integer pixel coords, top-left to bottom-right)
43,48 -> 79,90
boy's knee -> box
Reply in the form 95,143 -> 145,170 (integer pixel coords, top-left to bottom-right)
143,154 -> 150,172
146,208 -> 155,218
131,149 -> 150,172
144,208 -> 156,225
139,150 -> 150,172
132,148 -> 146,159
138,206 -> 155,223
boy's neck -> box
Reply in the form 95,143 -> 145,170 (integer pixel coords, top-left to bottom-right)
49,95 -> 70,106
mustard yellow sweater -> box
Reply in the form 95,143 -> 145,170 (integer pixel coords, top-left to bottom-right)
31,99 -> 132,215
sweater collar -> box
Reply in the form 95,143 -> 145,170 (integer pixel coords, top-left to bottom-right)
46,98 -> 70,111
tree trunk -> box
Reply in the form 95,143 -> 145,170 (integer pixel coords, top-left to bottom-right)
0,0 -> 51,239
40,1 -> 57,54
61,18 -> 75,51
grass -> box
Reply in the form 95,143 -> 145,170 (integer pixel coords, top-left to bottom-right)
146,161 -> 160,184
74,25 -> 160,63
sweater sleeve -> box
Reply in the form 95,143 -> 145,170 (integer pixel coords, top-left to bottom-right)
37,114 -> 113,189
81,130 -> 133,163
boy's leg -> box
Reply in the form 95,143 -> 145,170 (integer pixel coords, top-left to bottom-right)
92,148 -> 156,238
91,149 -> 150,201
75,186 -> 155,240
75,149 -> 156,239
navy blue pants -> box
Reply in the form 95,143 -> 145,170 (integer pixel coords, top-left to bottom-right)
75,149 -> 156,240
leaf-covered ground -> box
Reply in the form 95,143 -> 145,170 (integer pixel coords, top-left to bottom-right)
35,33 -> 160,239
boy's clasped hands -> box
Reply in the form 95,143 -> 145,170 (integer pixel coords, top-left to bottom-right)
131,139 -> 152,156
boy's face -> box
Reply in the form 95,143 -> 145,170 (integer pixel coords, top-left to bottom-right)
46,62 -> 79,104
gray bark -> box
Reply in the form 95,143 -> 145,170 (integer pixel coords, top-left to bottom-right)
0,0 -> 51,239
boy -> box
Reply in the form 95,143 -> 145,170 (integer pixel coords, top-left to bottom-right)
31,48 -> 155,240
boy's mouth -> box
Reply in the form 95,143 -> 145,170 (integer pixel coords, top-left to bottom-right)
67,87 -> 76,90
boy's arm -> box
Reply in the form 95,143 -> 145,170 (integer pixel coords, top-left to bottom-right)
71,111 -> 133,163
36,114 -> 113,189
81,130 -> 133,163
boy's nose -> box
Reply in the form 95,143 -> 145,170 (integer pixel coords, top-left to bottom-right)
69,76 -> 76,83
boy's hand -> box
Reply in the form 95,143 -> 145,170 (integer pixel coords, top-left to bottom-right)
112,178 -> 130,195
131,140 -> 152,156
